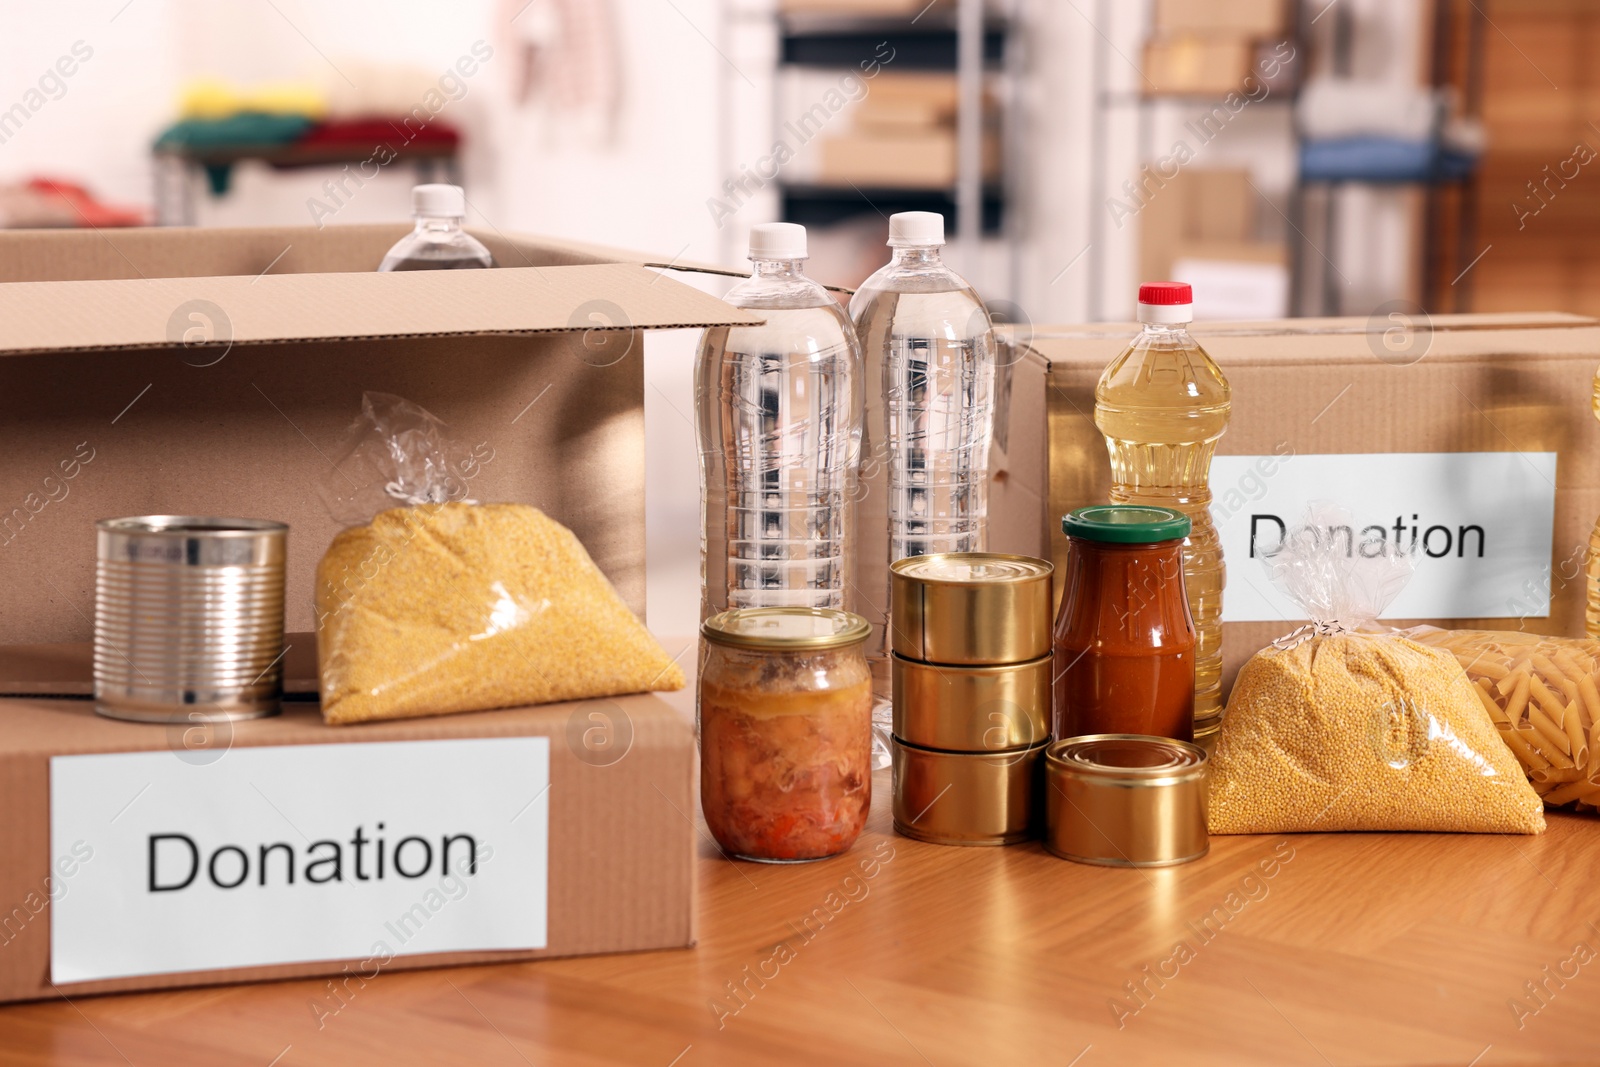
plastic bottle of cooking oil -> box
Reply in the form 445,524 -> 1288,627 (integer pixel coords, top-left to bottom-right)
695,222 -> 863,620
1095,282 -> 1230,739
1588,368 -> 1600,638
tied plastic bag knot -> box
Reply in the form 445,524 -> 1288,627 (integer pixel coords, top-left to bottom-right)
319,392 -> 484,525
1271,618 -> 1355,652
1259,502 -> 1415,635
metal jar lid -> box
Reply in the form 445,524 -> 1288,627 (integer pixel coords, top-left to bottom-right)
892,735 -> 1047,846
890,553 -> 1053,666
702,607 -> 871,651
1043,734 -> 1209,867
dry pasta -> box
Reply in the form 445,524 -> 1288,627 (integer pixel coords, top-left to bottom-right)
1409,628 -> 1600,813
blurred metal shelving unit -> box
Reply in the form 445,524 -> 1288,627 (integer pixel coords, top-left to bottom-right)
720,0 -> 1028,299
1084,0 -> 1303,321
1084,0 -> 1486,319
1289,0 -> 1487,316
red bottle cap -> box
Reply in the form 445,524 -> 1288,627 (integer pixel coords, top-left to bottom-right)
1138,282 -> 1192,306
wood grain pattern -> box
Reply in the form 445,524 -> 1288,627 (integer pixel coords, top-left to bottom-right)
1,776 -> 1598,1066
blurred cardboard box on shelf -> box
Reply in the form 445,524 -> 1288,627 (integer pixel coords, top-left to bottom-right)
779,0 -> 931,13
1170,249 -> 1290,319
854,73 -> 997,132
1153,0 -> 1285,37
0,223 -> 752,1002
814,71 -> 999,187
1188,169 -> 1255,241
817,129 -> 999,189
1137,168 -> 1259,280
865,72 -> 960,111
1144,36 -> 1256,96
856,96 -> 951,131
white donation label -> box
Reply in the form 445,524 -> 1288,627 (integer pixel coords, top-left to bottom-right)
1210,451 -> 1559,623
51,737 -> 549,984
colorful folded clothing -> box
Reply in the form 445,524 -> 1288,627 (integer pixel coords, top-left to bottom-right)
154,115 -> 317,192
0,179 -> 144,228
296,118 -> 462,150
178,79 -> 326,121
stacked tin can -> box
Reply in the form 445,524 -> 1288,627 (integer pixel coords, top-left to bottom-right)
889,553 -> 1054,845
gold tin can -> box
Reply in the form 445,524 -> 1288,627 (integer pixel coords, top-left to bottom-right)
890,553 -> 1053,666
892,736 -> 1047,846
1043,734 -> 1209,867
891,652 -> 1050,752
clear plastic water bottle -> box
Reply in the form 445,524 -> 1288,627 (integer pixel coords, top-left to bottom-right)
378,184 -> 494,271
696,223 -> 863,620
850,211 -> 996,757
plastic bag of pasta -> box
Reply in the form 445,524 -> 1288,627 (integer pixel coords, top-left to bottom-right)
314,393 -> 685,725
1408,628 -> 1600,811
1208,506 -> 1544,834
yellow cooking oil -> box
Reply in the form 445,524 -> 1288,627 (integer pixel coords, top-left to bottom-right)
1094,285 -> 1231,736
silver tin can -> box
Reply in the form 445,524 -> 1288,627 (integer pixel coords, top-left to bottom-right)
94,516 -> 287,723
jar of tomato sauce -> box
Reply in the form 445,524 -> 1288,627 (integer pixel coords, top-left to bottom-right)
1053,506 -> 1197,743
700,607 -> 873,862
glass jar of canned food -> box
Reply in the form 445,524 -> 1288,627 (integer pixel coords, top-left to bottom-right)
699,607 -> 873,862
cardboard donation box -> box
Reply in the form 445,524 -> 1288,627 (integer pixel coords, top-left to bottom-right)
1031,314 -> 1600,694
0,224 -> 759,1003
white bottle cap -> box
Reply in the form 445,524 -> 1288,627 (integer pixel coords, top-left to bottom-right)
413,183 -> 466,219
888,211 -> 945,247
748,222 -> 807,260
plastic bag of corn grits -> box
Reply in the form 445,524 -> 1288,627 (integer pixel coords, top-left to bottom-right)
1208,506 -> 1544,834
314,393 -> 684,725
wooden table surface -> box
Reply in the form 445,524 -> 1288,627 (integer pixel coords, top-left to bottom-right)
2,756 -> 1598,1067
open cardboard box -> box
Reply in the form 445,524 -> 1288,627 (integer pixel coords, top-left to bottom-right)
0,224 -> 759,1002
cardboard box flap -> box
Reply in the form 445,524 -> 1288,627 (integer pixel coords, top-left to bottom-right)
0,263 -> 761,356
0,224 -> 705,281
1021,313 -> 1600,368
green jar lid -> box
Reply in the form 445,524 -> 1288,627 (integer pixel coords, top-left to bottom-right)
1061,505 -> 1191,544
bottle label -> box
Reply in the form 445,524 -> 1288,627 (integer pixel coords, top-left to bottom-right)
1211,451 -> 1559,622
